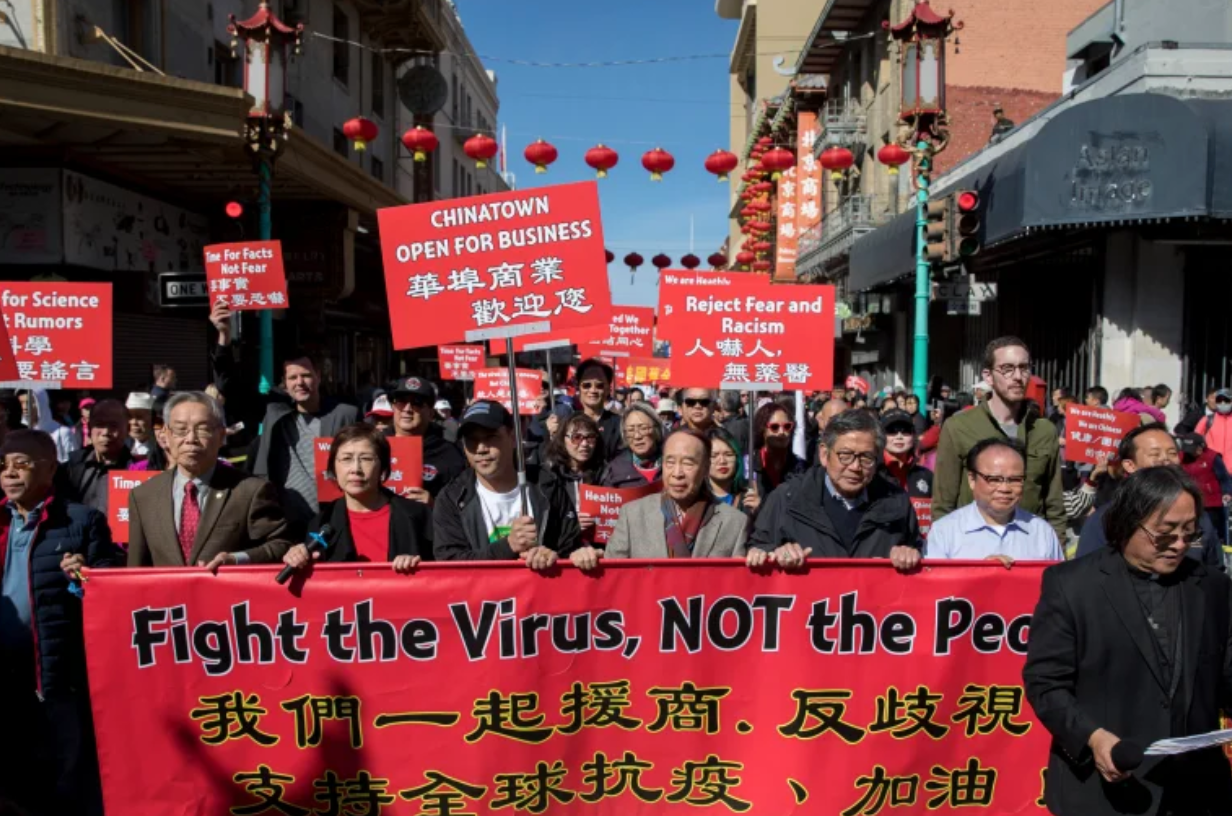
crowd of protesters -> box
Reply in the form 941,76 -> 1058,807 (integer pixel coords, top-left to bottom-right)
1,316 -> 1231,815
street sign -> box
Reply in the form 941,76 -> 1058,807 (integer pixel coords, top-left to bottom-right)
158,272 -> 209,308
947,299 -> 981,316
933,276 -> 997,302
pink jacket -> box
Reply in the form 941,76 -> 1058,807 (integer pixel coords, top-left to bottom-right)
1113,396 -> 1166,425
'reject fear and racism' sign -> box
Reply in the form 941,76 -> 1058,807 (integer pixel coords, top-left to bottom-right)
85,562 -> 1051,815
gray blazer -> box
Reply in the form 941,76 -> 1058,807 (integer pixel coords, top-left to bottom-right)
607,494 -> 748,559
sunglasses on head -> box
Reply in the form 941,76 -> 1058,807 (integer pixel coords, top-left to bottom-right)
683,398 -> 712,408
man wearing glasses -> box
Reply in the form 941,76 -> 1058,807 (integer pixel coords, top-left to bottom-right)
129,392 -> 291,571
746,409 -> 922,570
680,388 -> 718,433
386,376 -> 466,504
573,359 -> 624,461
925,438 -> 1062,564
933,336 -> 1066,539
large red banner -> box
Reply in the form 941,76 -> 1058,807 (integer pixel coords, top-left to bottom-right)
657,271 -> 835,391
438,344 -> 486,381
85,562 -> 1051,815
313,436 -> 424,503
0,282 -> 112,387
204,240 -> 289,311
1063,405 -> 1139,464
378,182 -> 611,349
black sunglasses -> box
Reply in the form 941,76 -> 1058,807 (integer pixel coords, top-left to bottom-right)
683,398 -> 712,408
392,395 -> 429,408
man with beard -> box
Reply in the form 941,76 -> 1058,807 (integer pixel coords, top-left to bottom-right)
386,377 -> 466,503
932,336 -> 1065,539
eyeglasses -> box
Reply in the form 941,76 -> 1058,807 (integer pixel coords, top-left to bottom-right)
169,425 -> 216,441
711,452 -> 737,462
579,381 -> 607,391
973,471 -> 1026,488
336,454 -> 379,468
683,398 -> 712,408
766,422 -> 795,433
624,424 -> 657,438
567,433 -> 598,444
1138,524 -> 1203,549
1,458 -> 42,473
992,364 -> 1033,378
392,396 -> 429,409
831,450 -> 878,469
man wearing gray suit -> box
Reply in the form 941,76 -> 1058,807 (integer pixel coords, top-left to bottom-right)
571,428 -> 747,568
128,392 -> 291,571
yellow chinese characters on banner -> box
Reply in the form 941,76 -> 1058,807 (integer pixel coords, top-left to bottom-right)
773,166 -> 798,282
796,111 -> 824,235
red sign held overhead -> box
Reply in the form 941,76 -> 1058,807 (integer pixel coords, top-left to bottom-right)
203,240 -> 289,311
1063,405 -> 1140,465
584,306 -> 655,355
578,482 -> 660,544
314,436 -> 425,503
0,282 -> 113,387
437,344 -> 486,381
473,368 -> 543,415
657,271 -> 834,392
377,181 -> 611,349
106,470 -> 161,543
615,356 -> 672,388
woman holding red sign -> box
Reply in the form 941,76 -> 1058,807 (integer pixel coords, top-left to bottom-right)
281,424 -> 431,573
539,414 -> 607,537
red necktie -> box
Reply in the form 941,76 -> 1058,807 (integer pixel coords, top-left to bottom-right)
179,482 -> 200,565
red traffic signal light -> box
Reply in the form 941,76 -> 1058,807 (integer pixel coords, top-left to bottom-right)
225,202 -> 243,218
951,190 -> 981,259
956,191 -> 979,212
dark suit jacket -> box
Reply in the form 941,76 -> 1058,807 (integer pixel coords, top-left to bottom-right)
309,492 -> 433,562
126,466 -> 292,566
1023,548 -> 1232,816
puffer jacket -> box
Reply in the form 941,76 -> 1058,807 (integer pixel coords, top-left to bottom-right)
0,494 -> 123,696
1113,395 -> 1166,425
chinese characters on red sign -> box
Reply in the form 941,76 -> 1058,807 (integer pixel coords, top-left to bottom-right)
106,470 -> 161,543
314,436 -> 424,503
616,356 -> 672,388
377,182 -> 611,349
0,283 -> 112,387
584,306 -> 655,355
1063,406 -> 1140,465
437,344 -> 486,381
203,240 -> 289,311
578,483 -> 660,544
912,497 -> 933,538
657,271 -> 834,391
774,166 -> 799,282
473,368 -> 543,415
796,111 -> 824,235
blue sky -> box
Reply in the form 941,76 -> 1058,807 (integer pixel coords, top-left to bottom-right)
457,0 -> 737,308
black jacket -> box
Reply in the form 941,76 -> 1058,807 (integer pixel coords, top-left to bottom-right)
1176,406 -> 1215,436
753,450 -> 808,497
57,446 -> 134,514
433,467 -> 581,561
1023,548 -> 1232,816
591,409 -> 625,462
749,466 -> 922,557
309,492 -> 433,562
0,495 -> 122,696
383,425 -> 467,500
601,451 -> 661,489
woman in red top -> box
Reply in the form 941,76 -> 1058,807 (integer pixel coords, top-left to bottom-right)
281,423 -> 432,573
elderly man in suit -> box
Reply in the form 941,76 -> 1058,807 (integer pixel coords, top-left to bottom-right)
128,392 -> 291,571
571,428 -> 746,567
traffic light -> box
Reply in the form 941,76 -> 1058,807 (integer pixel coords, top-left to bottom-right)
951,190 -> 981,259
924,198 -> 949,263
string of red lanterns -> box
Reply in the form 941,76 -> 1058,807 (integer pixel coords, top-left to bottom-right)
463,133 -> 498,169
585,144 -> 619,179
524,139 -> 558,174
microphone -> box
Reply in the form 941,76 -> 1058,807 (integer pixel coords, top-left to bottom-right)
276,524 -> 335,585
1111,740 -> 1145,773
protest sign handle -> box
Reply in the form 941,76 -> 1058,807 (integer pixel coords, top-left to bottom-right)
748,388 -> 758,482
505,341 -> 530,515
546,355 -> 554,410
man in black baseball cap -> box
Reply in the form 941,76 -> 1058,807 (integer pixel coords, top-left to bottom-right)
433,400 -> 579,568
387,376 -> 465,503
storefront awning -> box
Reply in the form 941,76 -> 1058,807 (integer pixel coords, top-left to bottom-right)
848,92 -> 1222,292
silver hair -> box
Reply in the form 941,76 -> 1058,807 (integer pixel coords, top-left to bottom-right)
163,391 -> 226,429
719,390 -> 742,414
820,409 -> 886,454
621,402 -> 664,449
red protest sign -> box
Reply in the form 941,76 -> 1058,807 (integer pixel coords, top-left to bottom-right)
84,563 -> 1053,816
846,374 -> 871,394
377,181 -> 611,349
615,356 -> 672,388
0,313 -> 17,382
911,496 -> 933,538
1063,405 -> 1140,465
203,240 -> 289,311
657,271 -> 834,391
0,282 -> 112,387
473,368 -> 543,415
106,470 -> 161,543
578,482 -> 661,544
438,344 -> 485,381
314,436 -> 425,502
584,306 -> 655,355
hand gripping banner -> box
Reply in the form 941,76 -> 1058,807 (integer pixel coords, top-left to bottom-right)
85,561 -> 1051,815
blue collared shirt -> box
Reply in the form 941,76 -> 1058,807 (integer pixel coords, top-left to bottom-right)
1,501 -> 44,652
824,474 -> 868,511
925,501 -> 1063,561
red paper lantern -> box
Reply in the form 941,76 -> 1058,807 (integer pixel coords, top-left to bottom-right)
877,143 -> 911,175
753,260 -> 772,272
624,252 -> 644,270
524,139 -> 558,174
584,144 -> 619,179
704,149 -> 739,182
752,200 -> 771,212
757,136 -> 773,146
707,252 -> 727,269
752,182 -> 772,194
642,147 -> 675,181
753,241 -> 772,253
749,220 -> 771,232
761,147 -> 796,180
736,251 -> 756,265
463,133 -> 499,169
342,116 -> 379,151
680,253 -> 700,270
651,253 -> 672,270
401,126 -> 438,162
820,146 -> 855,180
605,249 -> 615,264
